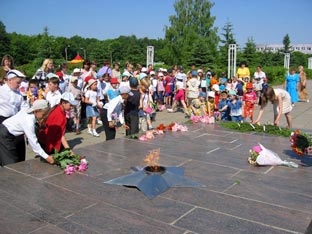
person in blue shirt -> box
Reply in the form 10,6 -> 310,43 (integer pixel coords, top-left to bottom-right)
219,72 -> 228,91
217,91 -> 231,121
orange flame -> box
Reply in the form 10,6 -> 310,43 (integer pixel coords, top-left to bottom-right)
144,148 -> 160,169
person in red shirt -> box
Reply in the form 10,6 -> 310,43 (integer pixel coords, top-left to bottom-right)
242,83 -> 257,122
38,92 -> 77,154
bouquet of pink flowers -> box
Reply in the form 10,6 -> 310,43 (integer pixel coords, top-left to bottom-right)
53,149 -> 88,175
248,143 -> 298,168
190,115 -> 214,124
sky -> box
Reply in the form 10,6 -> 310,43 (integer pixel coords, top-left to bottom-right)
1,0 -> 311,47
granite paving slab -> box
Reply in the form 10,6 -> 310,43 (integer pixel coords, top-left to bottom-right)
173,207 -> 293,234
67,202 -> 186,234
0,199 -> 45,234
0,123 -> 311,233
29,225 -> 69,234
227,170 -> 312,214
163,187 -> 311,233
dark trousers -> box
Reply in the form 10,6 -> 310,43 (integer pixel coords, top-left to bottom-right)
0,124 -> 25,166
125,112 -> 139,136
100,109 -> 116,141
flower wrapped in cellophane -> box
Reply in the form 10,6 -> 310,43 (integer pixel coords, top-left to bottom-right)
248,143 -> 298,168
290,130 -> 312,156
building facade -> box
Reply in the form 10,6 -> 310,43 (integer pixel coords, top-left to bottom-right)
256,44 -> 312,54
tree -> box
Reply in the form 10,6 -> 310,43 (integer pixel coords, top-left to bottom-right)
283,34 -> 292,53
219,20 -> 236,67
0,21 -> 10,56
163,0 -> 219,66
242,37 -> 259,67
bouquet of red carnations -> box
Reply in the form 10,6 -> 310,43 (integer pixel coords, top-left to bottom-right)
290,130 -> 312,156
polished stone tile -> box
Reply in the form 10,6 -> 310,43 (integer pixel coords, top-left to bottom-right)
0,168 -> 96,218
164,187 -> 311,233
45,173 -> 194,224
174,207 -> 291,234
227,171 -> 312,214
30,225 -> 69,234
56,220 -> 101,234
68,202 -> 186,234
5,159 -> 62,179
0,199 -> 45,234
180,160 -> 239,191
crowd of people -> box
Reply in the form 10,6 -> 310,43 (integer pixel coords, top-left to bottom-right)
0,54 -> 309,166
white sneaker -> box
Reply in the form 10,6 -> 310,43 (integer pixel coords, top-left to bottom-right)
307,99 -> 310,103
167,108 -> 174,113
87,129 -> 93,135
92,129 -> 100,137
97,119 -> 103,125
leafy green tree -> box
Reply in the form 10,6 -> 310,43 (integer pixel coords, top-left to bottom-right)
0,21 -> 10,57
242,37 -> 259,67
163,0 -> 219,66
289,51 -> 308,68
283,34 -> 292,53
219,20 -> 236,67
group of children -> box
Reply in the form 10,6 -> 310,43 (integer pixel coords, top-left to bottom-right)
14,61 -> 271,140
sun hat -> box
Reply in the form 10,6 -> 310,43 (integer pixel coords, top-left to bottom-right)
47,73 -> 60,80
141,67 -> 147,73
70,76 -> 78,82
86,78 -> 97,89
61,92 -> 78,105
197,69 -> 203,74
72,68 -> 82,74
150,71 -> 155,75
110,77 -> 119,84
129,77 -> 139,87
122,71 -> 131,77
139,72 -> 147,80
55,71 -> 63,79
212,84 -> 220,91
6,69 -> 26,79
84,76 -> 94,84
119,86 -> 133,96
27,99 -> 49,114
208,91 -> 215,98
237,78 -> 243,82
246,82 -> 253,89
158,72 -> 164,77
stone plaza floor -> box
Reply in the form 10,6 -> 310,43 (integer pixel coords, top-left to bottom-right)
1,122 -> 312,234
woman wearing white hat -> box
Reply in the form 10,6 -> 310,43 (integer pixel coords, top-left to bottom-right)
0,99 -> 54,166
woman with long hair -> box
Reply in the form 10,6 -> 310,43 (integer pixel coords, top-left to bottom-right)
253,86 -> 292,128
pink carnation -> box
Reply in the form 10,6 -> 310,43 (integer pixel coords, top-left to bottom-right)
252,145 -> 262,153
78,162 -> 88,172
64,165 -> 76,175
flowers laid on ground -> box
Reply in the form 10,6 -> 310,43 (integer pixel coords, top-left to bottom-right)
53,149 -> 88,175
248,143 -> 298,168
190,116 -> 215,124
139,123 -> 188,141
220,121 -> 292,137
290,130 -> 312,156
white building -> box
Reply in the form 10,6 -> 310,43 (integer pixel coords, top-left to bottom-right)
256,43 -> 312,54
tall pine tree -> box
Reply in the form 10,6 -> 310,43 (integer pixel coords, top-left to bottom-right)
219,20 -> 236,68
